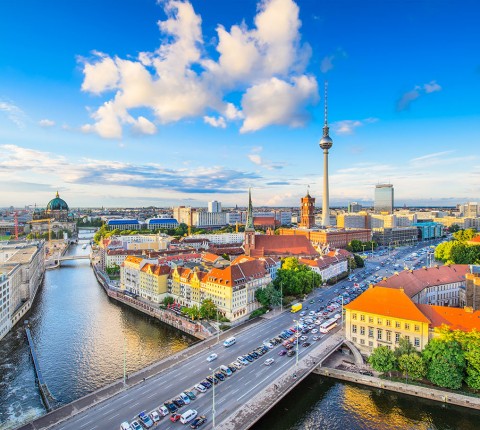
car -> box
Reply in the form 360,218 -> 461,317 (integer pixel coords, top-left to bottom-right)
219,365 -> 232,376
278,349 -> 287,356
200,380 -> 212,389
206,376 -> 218,385
263,341 -> 274,349
206,353 -> 218,362
302,342 -> 311,347
312,336 -> 320,341
164,401 -> 178,413
300,336 -> 308,341
237,356 -> 249,366
232,361 -> 243,369
149,410 -> 161,423
309,299 -> 315,304
215,372 -> 225,381
299,311 -> 306,316
314,320 -> 321,325
250,351 -> 259,359
179,392 -> 191,404
173,398 -> 185,408
285,343 -> 294,350
130,421 -> 142,430
244,354 -> 254,362
311,329 -> 318,334
228,365 -> 237,373
138,411 -> 154,429
195,383 -> 207,393
359,369 -> 374,376
170,414 -> 182,423
287,350 -> 296,357
190,415 -> 207,429
186,390 -> 196,401
158,405 -> 169,417
264,358 -> 275,366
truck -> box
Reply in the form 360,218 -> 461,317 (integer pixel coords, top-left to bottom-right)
291,303 -> 302,313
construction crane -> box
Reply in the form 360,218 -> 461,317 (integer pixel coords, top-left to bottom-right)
29,218 -> 54,245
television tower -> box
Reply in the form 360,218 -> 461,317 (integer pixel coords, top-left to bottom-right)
319,81 -> 333,227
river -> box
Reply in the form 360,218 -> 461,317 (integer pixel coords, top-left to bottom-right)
0,232 -> 194,430
1,232 -> 480,430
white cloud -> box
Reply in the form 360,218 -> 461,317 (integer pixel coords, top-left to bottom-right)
203,116 -> 226,128
247,146 -> 286,170
132,116 -> 157,135
79,0 -> 317,138
240,75 -> 318,133
397,80 -> 442,111
0,101 -> 27,128
332,117 -> 378,135
248,154 -> 262,165
38,119 -> 55,127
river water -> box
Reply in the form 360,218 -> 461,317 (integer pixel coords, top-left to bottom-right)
1,232 -> 480,430
0,232 -> 194,430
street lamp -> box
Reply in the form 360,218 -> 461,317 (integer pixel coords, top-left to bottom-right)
293,319 -> 300,375
209,366 -> 220,429
216,308 -> 220,344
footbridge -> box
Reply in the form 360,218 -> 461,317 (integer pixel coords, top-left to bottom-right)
46,255 -> 90,270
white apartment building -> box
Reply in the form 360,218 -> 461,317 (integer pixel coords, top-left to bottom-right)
184,232 -> 245,245
0,273 -> 11,341
226,211 -> 246,225
208,201 -> 222,213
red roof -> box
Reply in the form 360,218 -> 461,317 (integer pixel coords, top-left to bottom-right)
468,235 -> 480,244
345,286 -> 430,323
206,259 -> 268,287
250,235 -> 318,257
416,304 -> 480,331
253,216 -> 277,227
376,265 -> 469,298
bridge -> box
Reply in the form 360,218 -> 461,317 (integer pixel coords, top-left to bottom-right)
46,255 -> 90,270
17,306 -> 358,430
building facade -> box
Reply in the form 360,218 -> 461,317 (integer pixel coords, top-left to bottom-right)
374,184 -> 394,214
299,191 -> 315,229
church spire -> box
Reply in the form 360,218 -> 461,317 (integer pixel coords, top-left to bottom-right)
245,188 -> 254,231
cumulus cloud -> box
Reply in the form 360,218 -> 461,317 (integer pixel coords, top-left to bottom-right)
332,117 -> 378,135
38,119 -> 55,127
0,101 -> 27,128
0,144 -> 260,194
79,0 -> 317,138
397,80 -> 442,111
247,146 -> 286,170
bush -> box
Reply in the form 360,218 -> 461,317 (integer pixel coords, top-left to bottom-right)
219,324 -> 231,331
249,307 -> 268,319
326,271 -> 348,285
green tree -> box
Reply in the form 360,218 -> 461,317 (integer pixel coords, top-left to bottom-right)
422,338 -> 465,389
368,346 -> 396,377
353,254 -> 365,268
255,284 -> 282,308
162,296 -> 175,306
200,299 -> 218,320
398,353 -> 427,382
183,305 -> 201,320
348,239 -> 363,252
272,257 -> 321,297
448,224 -> 460,233
394,337 -> 416,360
453,329 -> 480,390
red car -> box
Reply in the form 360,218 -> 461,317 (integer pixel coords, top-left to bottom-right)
170,414 -> 181,423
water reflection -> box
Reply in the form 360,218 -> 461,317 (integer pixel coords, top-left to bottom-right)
0,232 -> 194,430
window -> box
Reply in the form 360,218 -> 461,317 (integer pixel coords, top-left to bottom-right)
377,329 -> 382,340
369,316 -> 374,323
405,335 -> 410,342
368,341 -> 373,347
360,326 -> 365,336
377,318 -> 382,325
386,331 -> 391,342
352,336 -> 357,343
352,313 -> 357,320
360,339 -> 365,345
352,324 -> 357,333
414,337 -> 420,347
368,327 -> 374,338
395,332 -> 400,343
405,323 -> 410,331
395,321 -> 401,328
414,325 -> 420,332
386,319 -> 391,327
360,314 -> 365,322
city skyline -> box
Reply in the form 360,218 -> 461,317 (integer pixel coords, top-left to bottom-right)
1,0 -> 479,208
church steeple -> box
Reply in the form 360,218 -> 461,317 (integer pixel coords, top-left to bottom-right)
244,188 -> 256,256
245,188 -> 254,231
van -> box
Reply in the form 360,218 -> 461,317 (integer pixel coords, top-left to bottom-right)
120,423 -> 131,430
220,365 -> 232,376
223,336 -> 236,347
180,409 -> 198,424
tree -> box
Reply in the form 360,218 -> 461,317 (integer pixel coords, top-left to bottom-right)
199,299 -> 218,320
368,346 -> 396,377
451,328 -> 480,390
162,296 -> 175,306
348,239 -> 363,253
398,353 -> 427,382
422,338 -> 465,389
255,284 -> 282,308
448,224 -> 460,233
394,337 -> 416,360
353,254 -> 365,268
183,305 -> 201,320
272,258 -> 321,297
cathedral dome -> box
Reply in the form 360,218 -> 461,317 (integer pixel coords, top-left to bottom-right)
46,192 -> 69,211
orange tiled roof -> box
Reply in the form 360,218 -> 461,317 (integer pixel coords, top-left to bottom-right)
124,255 -> 143,264
206,259 -> 268,287
376,264 -> 469,298
344,286 -> 430,323
416,304 -> 480,331
140,263 -> 170,276
202,252 -> 221,263
252,235 -> 318,257
468,235 -> 480,244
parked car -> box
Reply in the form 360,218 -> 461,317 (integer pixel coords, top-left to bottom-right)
220,365 -> 233,376
195,384 -> 207,393
130,421 -> 142,430
215,372 -> 225,381
149,410 -> 160,423
173,398 -> 185,408
232,361 -> 243,369
228,365 -> 237,373
237,356 -> 249,366
158,405 -> 169,417
138,411 -> 154,429
185,390 -> 196,401
190,415 -> 207,429
179,392 -> 191,404
206,353 -> 218,362
170,414 -> 182,423
200,380 -> 212,389
164,401 -> 177,413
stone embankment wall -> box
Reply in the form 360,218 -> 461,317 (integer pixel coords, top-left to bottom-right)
315,367 -> 480,411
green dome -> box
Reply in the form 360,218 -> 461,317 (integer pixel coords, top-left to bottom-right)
46,191 -> 69,211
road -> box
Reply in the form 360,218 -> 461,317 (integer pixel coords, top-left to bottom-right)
51,239 -> 444,430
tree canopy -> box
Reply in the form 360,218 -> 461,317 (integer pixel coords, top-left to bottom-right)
271,257 -> 322,297
368,345 -> 396,376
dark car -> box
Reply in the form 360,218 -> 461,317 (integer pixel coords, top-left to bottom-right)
302,342 -> 311,348
190,415 -> 207,429
261,345 -> 269,353
200,380 -> 212,389
285,343 -> 294,350
250,351 -> 259,359
186,390 -> 196,400
173,398 -> 185,408
278,349 -> 287,356
244,355 -> 253,362
215,372 -> 225,381
206,376 -> 219,385
228,365 -> 237,373
287,350 -> 296,357
255,348 -> 264,356
164,401 -> 178,413
275,336 -> 283,343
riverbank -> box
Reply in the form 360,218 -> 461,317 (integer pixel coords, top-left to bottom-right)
315,366 -> 480,411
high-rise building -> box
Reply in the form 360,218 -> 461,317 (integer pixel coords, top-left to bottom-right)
348,202 -> 362,213
374,184 -> 394,214
459,202 -> 479,218
299,188 -> 315,229
319,81 -> 333,227
208,200 -> 222,213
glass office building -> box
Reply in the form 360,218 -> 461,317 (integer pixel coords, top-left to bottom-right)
374,184 -> 394,214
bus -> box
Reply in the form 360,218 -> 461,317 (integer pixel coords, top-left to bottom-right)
319,318 -> 338,334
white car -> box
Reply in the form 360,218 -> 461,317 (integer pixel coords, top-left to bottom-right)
158,406 -> 169,417
237,356 -> 249,366
264,358 -> 275,366
300,336 -> 308,341
232,361 -> 243,370
314,320 -> 321,325
334,314 -> 341,320
194,384 -> 207,393
149,410 -> 160,423
299,311 -> 306,316
179,392 -> 191,404
263,341 -> 274,349
311,329 -> 318,334
206,353 -> 218,362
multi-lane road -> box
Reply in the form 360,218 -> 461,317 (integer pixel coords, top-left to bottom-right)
52,240 -> 443,430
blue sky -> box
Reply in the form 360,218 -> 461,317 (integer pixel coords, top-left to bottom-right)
0,0 -> 479,208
